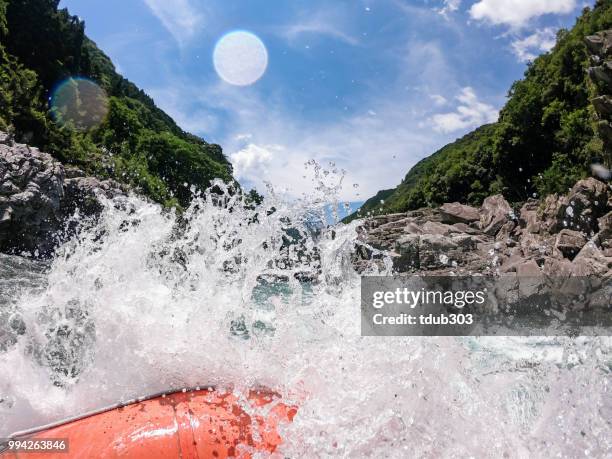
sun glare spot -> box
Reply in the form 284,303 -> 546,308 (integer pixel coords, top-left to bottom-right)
213,31 -> 268,86
50,78 -> 109,131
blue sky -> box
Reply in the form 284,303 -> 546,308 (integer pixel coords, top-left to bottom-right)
60,0 -> 593,201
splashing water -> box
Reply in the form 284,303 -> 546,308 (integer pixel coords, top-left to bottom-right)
0,171 -> 611,457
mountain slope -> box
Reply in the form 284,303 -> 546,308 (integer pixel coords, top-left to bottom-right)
350,0 -> 612,221
0,0 -> 233,207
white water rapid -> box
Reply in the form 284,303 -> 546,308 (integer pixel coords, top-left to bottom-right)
0,171 -> 610,457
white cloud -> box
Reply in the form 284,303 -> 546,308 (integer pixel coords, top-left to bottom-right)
430,87 -> 498,133
150,79 -> 439,200
430,94 -> 448,106
437,0 -> 461,16
230,143 -> 276,180
211,89 -> 448,200
469,0 -> 577,27
282,22 -> 359,46
511,28 -> 558,62
146,40 -> 498,201
279,7 -> 360,46
143,0 -> 204,45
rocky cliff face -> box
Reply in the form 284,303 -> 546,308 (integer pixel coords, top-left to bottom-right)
587,29 -> 612,164
354,177 -> 611,278
0,132 -> 125,256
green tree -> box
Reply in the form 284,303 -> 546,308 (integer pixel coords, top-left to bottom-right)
350,1 -> 612,221
0,0 -> 234,208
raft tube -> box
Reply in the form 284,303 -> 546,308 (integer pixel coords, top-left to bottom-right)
0,388 -> 297,458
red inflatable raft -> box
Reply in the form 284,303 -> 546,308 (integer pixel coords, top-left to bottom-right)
0,388 -> 297,458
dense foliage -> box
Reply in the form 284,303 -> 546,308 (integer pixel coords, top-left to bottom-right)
352,0 -> 612,220
0,0 -> 233,207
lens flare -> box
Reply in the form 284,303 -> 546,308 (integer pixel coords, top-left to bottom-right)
213,31 -> 268,86
50,78 -> 109,131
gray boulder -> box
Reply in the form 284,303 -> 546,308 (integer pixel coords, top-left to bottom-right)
439,202 -> 480,224
62,176 -> 124,218
585,31 -> 612,58
562,178 -> 609,234
0,133 -> 127,256
572,242 -> 611,276
418,234 -> 459,270
519,199 -> 541,234
555,229 -> 587,260
480,195 -> 513,236
394,234 -> 420,272
588,61 -> 612,87
354,176 -> 610,278
0,141 -> 65,255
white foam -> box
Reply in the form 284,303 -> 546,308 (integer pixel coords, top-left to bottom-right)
0,177 -> 610,457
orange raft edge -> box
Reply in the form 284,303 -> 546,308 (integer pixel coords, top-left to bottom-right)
0,388 -> 298,459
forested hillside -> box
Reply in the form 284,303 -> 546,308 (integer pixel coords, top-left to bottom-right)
0,0 -> 233,207
351,0 -> 612,220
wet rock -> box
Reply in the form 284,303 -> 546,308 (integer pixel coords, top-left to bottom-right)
562,178 -> 609,234
555,229 -> 587,260
439,202 -> 480,224
0,141 -> 65,255
480,195 -> 513,236
0,132 -> 127,256
62,176 -> 125,218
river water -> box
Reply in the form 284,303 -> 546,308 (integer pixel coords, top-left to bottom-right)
0,180 -> 610,457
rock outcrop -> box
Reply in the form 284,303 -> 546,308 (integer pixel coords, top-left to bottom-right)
587,30 -> 612,179
354,177 -> 611,278
0,132 -> 126,256
439,202 -> 480,224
